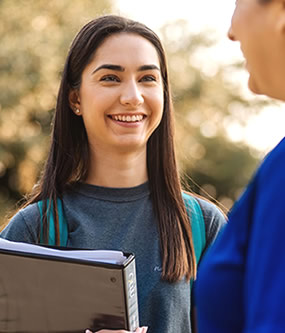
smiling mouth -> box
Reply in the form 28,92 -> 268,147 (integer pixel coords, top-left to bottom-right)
108,114 -> 145,123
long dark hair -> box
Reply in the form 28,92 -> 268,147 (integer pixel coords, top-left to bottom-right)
25,15 -> 196,282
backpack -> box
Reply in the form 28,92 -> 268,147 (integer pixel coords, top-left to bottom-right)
38,193 -> 206,262
38,199 -> 68,246
182,192 -> 206,264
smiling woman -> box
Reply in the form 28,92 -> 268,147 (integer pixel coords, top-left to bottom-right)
0,15 -> 225,333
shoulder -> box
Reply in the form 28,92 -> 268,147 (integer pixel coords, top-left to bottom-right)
183,192 -> 226,229
0,203 -> 40,243
14,202 -> 40,222
264,136 -> 285,160
183,192 -> 227,250
230,137 -> 285,231
196,197 -> 226,244
249,137 -> 285,213
197,197 -> 226,225
258,137 -> 285,179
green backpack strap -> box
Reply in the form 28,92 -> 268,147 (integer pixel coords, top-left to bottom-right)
37,198 -> 68,246
182,192 -> 206,264
183,193 -> 206,325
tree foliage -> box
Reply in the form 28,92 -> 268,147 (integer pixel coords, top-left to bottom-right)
0,0 -> 112,222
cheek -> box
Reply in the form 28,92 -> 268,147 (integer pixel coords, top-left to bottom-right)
80,89 -> 114,116
152,89 -> 164,114
143,88 -> 164,117
152,103 -> 164,131
152,101 -> 164,131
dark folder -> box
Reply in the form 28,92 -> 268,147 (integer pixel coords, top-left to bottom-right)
0,239 -> 139,333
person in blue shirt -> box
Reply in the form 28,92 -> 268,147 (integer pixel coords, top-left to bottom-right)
195,0 -> 285,332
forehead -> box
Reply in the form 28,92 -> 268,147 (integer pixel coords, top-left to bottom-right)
91,32 -> 161,67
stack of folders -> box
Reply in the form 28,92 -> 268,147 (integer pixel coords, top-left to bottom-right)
0,238 -> 139,333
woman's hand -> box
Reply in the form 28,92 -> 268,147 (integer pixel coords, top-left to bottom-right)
85,327 -> 148,333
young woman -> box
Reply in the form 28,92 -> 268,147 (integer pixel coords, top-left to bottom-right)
0,15 -> 225,333
195,0 -> 285,332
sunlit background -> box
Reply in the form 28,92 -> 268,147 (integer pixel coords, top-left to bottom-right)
0,0 -> 284,227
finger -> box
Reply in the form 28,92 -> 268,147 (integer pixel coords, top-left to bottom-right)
87,329 -> 143,333
135,327 -> 148,333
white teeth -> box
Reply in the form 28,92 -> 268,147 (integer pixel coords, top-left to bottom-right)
111,115 -> 144,122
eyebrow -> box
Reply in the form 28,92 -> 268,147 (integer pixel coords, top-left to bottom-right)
92,64 -> 160,74
138,64 -> 160,72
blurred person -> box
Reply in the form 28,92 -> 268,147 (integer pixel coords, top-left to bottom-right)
0,15 -> 225,333
195,0 -> 285,332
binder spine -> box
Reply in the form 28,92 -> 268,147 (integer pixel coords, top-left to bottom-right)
123,258 -> 139,331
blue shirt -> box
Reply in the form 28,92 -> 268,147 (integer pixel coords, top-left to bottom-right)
195,137 -> 285,333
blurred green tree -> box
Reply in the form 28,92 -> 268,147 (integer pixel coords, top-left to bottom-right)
0,0 -> 112,225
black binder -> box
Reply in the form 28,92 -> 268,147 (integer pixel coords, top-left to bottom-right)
0,240 -> 139,333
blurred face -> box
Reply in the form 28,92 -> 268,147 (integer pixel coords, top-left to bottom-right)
228,0 -> 285,100
71,32 -> 164,155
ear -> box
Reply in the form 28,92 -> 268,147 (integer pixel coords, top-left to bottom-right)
69,89 -> 81,115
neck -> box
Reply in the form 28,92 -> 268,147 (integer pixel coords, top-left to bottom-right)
86,146 -> 148,188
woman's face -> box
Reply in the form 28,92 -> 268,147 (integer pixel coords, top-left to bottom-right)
71,32 -> 164,155
228,0 -> 285,100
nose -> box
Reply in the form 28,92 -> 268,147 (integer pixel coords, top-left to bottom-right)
227,25 -> 236,41
120,80 -> 144,107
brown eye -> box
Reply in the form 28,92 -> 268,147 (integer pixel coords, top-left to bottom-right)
140,75 -> 156,82
100,75 -> 120,82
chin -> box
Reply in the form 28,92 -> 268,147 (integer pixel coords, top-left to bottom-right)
248,77 -> 263,96
116,141 -> 146,153
248,77 -> 285,101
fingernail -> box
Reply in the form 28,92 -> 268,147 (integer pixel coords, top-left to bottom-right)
85,330 -> 92,333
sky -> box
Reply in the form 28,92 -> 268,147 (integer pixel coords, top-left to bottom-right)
114,0 -> 285,153
115,0 -> 234,33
